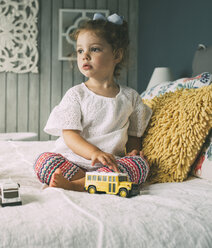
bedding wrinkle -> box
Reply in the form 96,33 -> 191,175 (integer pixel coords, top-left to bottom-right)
8,141 -> 32,166
50,188 -> 104,248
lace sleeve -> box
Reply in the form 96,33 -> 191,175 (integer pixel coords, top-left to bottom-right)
128,94 -> 152,137
44,89 -> 82,136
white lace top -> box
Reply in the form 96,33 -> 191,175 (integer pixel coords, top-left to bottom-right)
44,83 -> 152,170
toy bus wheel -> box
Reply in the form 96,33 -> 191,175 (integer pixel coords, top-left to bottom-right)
88,186 -> 96,194
119,188 -> 128,198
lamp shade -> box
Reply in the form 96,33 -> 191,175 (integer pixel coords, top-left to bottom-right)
147,67 -> 174,90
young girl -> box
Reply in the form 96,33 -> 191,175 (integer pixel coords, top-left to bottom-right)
34,13 -> 152,192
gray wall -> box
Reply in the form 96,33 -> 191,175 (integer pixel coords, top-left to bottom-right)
3,0 -> 211,139
138,0 -> 212,93
0,0 -> 139,141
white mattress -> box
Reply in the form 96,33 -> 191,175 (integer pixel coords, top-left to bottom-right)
0,141 -> 212,248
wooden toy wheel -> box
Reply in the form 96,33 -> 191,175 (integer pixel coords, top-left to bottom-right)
119,188 -> 128,198
88,186 -> 96,194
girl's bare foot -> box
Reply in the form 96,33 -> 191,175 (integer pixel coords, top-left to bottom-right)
49,168 -> 85,192
49,168 -> 73,190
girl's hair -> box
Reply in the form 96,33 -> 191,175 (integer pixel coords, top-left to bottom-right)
73,19 -> 129,78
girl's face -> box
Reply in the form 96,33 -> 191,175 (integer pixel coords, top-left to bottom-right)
76,30 -> 119,82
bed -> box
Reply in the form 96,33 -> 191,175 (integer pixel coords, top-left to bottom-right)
0,140 -> 212,248
0,45 -> 212,247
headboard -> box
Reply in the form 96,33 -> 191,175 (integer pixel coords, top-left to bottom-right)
192,44 -> 212,76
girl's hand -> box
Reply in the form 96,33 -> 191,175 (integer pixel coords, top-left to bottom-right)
126,149 -> 139,156
91,150 -> 120,173
126,150 -> 146,159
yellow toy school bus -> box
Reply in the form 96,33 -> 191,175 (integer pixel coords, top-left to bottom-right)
84,172 -> 139,197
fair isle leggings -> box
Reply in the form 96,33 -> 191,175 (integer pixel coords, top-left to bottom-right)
34,152 -> 149,185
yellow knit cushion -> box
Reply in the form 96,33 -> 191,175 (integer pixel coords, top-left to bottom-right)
142,84 -> 212,183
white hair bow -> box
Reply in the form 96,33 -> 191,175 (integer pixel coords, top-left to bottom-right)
93,13 -> 124,25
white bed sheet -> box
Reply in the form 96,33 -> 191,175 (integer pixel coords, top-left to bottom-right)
0,141 -> 212,248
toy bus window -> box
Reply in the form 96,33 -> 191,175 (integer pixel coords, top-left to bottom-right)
113,184 -> 116,192
103,176 -> 107,181
93,176 -> 97,181
112,177 -> 115,182
119,176 -> 127,182
87,175 -> 92,180
109,176 -> 112,182
4,191 -> 19,198
97,176 -> 102,181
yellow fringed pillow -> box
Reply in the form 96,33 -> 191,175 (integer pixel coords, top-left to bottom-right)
142,84 -> 212,183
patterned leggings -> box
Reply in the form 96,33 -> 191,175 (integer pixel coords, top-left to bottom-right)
34,152 -> 149,185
